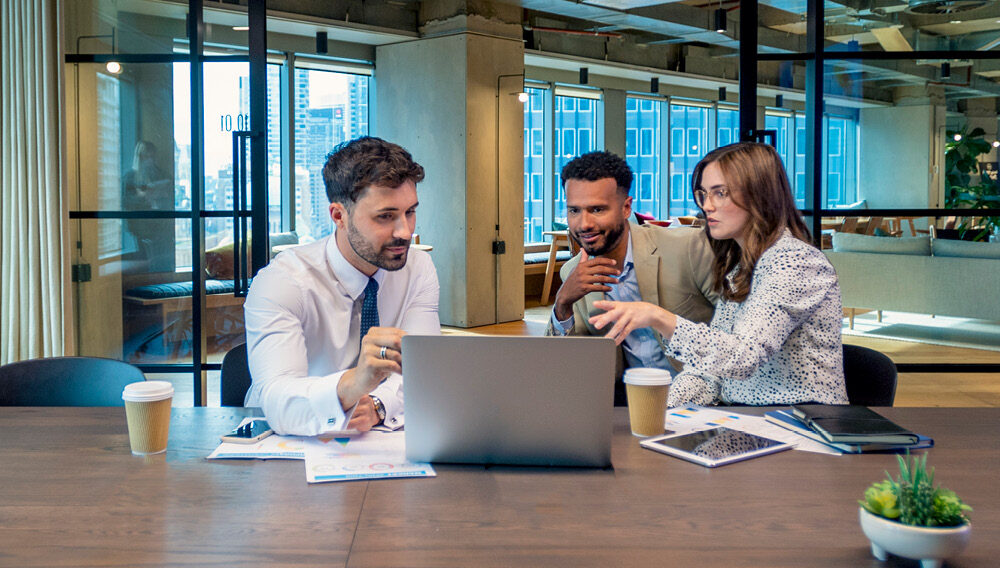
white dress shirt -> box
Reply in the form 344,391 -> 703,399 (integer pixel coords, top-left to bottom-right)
243,232 -> 441,436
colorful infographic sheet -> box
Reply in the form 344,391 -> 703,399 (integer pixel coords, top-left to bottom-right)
207,421 -> 435,482
303,430 -> 436,483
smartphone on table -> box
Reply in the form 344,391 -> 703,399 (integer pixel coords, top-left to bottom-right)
220,419 -> 273,444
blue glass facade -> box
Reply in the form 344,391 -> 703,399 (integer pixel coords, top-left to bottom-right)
521,94 -> 859,242
523,87 -> 545,243
669,104 -> 709,216
554,95 -> 599,222
625,97 -> 660,217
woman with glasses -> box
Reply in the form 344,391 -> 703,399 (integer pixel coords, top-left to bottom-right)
588,142 -> 847,407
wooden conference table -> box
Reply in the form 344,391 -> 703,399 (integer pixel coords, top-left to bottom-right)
1,407 -> 997,567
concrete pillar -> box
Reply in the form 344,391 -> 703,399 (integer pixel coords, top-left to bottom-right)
375,0 -> 524,327
603,89 -> 626,157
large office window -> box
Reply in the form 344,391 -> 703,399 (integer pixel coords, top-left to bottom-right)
554,94 -> 600,222
625,96 -> 661,217
172,62 -> 282,270
668,103 -> 709,216
524,87 -> 546,243
825,113 -> 858,207
794,114 -> 806,204
765,112 -> 798,205
716,107 -> 739,148
292,69 -> 370,243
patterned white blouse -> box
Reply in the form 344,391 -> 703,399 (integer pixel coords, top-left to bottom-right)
664,230 -> 848,407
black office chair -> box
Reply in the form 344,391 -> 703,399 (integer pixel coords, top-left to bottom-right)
842,344 -> 897,406
221,343 -> 252,407
0,356 -> 146,406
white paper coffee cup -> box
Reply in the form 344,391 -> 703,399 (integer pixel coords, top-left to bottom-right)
122,381 -> 174,456
623,368 -> 672,437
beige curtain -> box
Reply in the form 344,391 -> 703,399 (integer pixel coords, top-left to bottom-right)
1,0 -> 69,364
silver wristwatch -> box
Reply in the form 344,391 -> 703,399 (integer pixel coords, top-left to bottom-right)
370,395 -> 386,424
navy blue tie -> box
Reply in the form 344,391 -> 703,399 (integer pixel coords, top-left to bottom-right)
359,277 -> 379,344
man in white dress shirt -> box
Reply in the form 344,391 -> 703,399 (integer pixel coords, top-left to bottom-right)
244,137 -> 440,436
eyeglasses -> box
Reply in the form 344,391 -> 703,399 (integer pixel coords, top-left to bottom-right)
693,187 -> 730,208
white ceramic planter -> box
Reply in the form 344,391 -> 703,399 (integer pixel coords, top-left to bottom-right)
859,507 -> 971,568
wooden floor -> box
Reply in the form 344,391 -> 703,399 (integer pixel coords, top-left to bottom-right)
444,303 -> 1000,408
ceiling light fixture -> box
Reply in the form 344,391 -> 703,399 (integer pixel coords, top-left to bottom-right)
992,140 -> 1000,148
105,61 -> 122,74
714,8 -> 727,33
954,133 -> 962,142
232,26 -> 250,31
517,92 -> 530,103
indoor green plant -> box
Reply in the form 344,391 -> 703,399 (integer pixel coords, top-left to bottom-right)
858,454 -> 972,568
944,126 -> 1000,242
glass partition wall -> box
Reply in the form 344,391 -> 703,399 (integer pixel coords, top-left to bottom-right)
66,2 -> 374,405
66,0 -> 269,405
755,0 -> 1000,376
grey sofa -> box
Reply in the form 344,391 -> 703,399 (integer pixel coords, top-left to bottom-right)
824,232 -> 1000,323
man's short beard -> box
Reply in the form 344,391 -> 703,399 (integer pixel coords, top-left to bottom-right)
346,220 -> 409,271
577,220 -> 626,257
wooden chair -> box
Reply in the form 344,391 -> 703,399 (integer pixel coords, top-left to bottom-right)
221,343 -> 252,407
838,217 -> 859,234
0,356 -> 145,406
863,216 -> 884,236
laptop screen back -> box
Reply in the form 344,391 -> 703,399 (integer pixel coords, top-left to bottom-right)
402,335 -> 615,467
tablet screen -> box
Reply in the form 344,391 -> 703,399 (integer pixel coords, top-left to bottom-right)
641,427 -> 790,466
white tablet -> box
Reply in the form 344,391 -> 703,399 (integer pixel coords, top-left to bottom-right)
639,427 -> 792,468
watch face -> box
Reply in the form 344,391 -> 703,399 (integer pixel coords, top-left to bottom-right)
371,396 -> 386,421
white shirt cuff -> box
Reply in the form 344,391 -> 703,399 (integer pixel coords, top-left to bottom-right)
371,374 -> 404,430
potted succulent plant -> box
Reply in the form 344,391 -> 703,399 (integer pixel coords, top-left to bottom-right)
859,454 -> 972,568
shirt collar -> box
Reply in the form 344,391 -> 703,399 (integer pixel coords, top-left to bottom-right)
617,234 -> 635,281
326,226 -> 385,301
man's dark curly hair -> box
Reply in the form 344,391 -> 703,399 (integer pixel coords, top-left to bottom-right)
559,151 -> 633,197
322,136 -> 425,208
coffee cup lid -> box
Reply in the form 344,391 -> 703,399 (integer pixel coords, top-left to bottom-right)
623,367 -> 672,386
122,380 -> 174,402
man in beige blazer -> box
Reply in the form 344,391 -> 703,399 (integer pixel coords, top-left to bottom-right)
545,151 -> 717,405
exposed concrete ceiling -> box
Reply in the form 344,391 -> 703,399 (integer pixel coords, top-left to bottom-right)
506,0 -> 1000,100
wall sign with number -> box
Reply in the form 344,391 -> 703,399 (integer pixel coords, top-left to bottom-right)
220,114 -> 250,132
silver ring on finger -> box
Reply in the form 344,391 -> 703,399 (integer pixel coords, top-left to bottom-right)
379,346 -> 388,360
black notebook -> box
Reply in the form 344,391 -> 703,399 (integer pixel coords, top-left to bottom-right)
791,405 -> 919,445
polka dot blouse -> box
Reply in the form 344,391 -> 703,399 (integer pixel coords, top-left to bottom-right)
665,230 -> 848,407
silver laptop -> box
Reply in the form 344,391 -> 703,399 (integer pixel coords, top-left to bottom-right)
403,335 -> 615,467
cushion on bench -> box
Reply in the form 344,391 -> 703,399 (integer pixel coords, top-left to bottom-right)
832,233 -> 931,256
932,238 -> 1000,259
524,251 -> 573,265
125,279 -> 236,300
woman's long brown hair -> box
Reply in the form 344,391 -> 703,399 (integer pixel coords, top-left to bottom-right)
692,142 -> 811,302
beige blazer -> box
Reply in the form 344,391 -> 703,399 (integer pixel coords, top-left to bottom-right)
545,223 -> 719,380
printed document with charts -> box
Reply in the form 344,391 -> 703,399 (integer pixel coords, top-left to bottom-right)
208,418 -> 435,483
